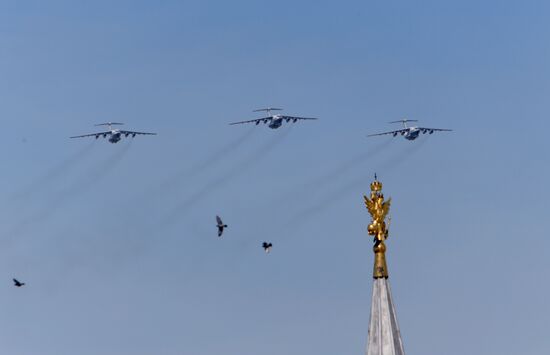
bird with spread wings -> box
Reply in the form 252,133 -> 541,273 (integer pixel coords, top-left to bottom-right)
13,278 -> 25,287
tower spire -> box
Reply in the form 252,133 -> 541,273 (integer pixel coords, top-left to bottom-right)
364,177 -> 405,355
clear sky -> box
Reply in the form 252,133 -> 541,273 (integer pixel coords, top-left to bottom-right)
0,1 -> 549,354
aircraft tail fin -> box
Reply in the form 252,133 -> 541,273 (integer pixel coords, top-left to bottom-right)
389,119 -> 418,128
95,122 -> 124,130
253,108 -> 283,113
95,122 -> 124,127
253,108 -> 283,116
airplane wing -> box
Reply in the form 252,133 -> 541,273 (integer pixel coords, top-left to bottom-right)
70,131 -> 112,139
281,116 -> 318,122
229,117 -> 272,125
417,127 -> 453,132
216,216 -> 223,225
119,130 -> 157,136
367,129 -> 408,137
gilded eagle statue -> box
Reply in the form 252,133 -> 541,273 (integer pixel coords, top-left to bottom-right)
364,179 -> 391,243
364,176 -> 392,279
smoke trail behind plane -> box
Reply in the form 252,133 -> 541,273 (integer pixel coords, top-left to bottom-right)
64,139 -> 133,195
269,138 -> 393,207
284,137 -> 430,231
9,142 -> 95,202
155,127 -> 255,194
160,126 -> 293,227
5,141 -> 133,241
375,137 -> 429,174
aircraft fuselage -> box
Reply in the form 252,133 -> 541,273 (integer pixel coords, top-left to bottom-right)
269,116 -> 283,129
93,129 -> 122,143
402,127 -> 437,140
404,128 -> 420,140
109,131 -> 122,143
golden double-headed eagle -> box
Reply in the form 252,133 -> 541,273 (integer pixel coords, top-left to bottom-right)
364,179 -> 391,243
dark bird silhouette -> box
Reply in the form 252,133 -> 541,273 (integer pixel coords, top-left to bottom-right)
262,242 -> 273,253
13,278 -> 25,287
216,215 -> 228,237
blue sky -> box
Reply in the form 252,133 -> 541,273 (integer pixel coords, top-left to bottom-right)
0,1 -> 549,354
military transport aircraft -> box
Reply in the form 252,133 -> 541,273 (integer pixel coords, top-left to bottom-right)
229,108 -> 318,129
368,119 -> 452,141
70,123 -> 156,143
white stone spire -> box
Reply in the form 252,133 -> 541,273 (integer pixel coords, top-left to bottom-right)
364,177 -> 405,355
366,278 -> 405,355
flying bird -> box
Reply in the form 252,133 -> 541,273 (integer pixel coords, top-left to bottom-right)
216,216 -> 228,237
13,278 -> 25,287
262,242 -> 273,253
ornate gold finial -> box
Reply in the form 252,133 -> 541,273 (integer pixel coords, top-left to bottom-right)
364,174 -> 392,279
